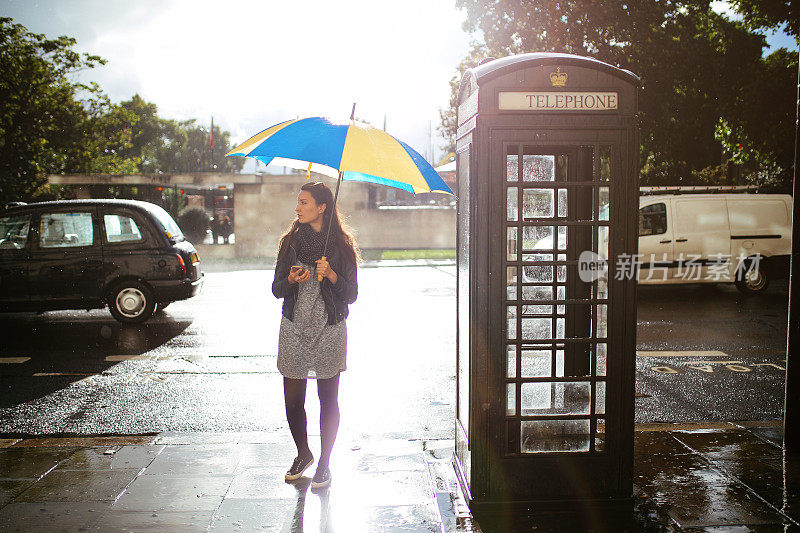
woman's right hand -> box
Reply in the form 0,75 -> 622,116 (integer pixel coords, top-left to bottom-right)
288,267 -> 311,284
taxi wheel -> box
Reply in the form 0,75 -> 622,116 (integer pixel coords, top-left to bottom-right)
108,281 -> 156,323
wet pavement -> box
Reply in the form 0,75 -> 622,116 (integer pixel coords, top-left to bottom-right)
0,422 -> 797,532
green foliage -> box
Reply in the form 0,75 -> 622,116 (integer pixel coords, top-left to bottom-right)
444,2 -> 797,190
728,0 -> 799,38
177,206 -> 209,243
0,18 -> 243,205
0,17 -> 105,204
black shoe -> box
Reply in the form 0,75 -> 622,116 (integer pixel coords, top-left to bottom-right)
285,453 -> 314,481
311,465 -> 331,489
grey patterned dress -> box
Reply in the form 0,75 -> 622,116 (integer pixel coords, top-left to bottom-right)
278,262 -> 347,380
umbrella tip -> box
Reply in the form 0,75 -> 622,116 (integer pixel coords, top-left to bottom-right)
350,103 -> 356,121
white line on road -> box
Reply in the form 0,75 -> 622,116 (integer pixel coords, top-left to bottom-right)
0,357 -> 31,364
637,350 -> 728,358
105,355 -> 153,361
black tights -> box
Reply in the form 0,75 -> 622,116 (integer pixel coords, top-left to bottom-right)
283,374 -> 340,468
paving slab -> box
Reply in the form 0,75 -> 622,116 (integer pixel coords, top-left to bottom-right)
110,474 -> 234,512
671,428 -> 782,459
0,447 -> 78,478
209,498 -> 290,532
55,445 -> 164,471
0,501 -> 111,532
13,468 -> 138,503
142,444 -> 241,476
93,509 -> 216,532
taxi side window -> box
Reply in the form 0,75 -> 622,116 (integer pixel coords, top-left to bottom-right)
104,214 -> 143,243
39,212 -> 94,248
639,203 -> 667,236
0,214 -> 30,250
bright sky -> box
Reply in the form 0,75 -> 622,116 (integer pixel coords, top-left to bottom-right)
2,0 -> 474,166
2,0 -> 796,172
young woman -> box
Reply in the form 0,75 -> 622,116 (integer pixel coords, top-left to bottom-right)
272,181 -> 359,489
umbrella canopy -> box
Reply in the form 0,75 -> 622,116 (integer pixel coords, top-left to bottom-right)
225,117 -> 453,195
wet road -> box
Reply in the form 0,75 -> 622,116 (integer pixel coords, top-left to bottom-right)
0,266 -> 788,436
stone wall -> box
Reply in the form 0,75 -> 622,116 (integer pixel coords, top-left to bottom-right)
234,175 -> 455,259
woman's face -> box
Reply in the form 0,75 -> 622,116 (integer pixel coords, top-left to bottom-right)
295,190 -> 326,225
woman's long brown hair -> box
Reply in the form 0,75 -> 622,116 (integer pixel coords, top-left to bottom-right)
277,181 -> 361,265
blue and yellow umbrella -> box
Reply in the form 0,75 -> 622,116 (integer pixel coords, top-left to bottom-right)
225,114 -> 453,278
225,116 -> 453,195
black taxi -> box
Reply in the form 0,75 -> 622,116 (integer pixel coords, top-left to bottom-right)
0,199 -> 203,323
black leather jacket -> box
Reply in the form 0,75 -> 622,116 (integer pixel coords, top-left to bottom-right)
272,239 -> 358,325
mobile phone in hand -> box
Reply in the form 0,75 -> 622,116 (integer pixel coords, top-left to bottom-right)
290,265 -> 305,275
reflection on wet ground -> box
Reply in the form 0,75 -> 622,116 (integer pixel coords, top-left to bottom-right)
0,422 -> 798,531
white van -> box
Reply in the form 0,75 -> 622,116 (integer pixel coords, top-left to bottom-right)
637,193 -> 792,293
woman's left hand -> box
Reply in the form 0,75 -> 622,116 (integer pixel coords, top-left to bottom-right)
316,258 -> 338,284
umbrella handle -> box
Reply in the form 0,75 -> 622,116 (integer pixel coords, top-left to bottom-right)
318,256 -> 326,282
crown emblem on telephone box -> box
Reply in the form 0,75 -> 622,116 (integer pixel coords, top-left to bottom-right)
549,67 -> 568,87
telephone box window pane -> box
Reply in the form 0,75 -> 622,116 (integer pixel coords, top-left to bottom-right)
524,303 -> 553,315
523,265 -> 553,283
507,384 -> 516,415
600,145 -> 612,181
599,187 -> 610,220
522,155 -> 555,181
557,155 -> 569,181
595,420 -> 606,452
522,318 -> 551,340
558,189 -> 568,217
596,304 -> 608,338
557,265 -> 567,282
523,253 -> 553,263
521,382 -> 551,412
522,382 -> 591,415
596,381 -> 606,415
596,343 -> 607,376
597,276 -> 609,300
507,187 -> 518,221
507,227 -> 518,261
507,151 -> 519,182
523,189 -> 554,218
507,306 -> 518,339
522,286 -> 554,301
521,420 -> 591,453
523,226 -> 553,251
521,349 -> 551,377
507,345 -> 517,378
556,317 -> 565,338
557,285 -> 566,300
507,267 -> 518,300
557,226 -> 567,250
598,226 -> 610,263
556,348 -> 565,377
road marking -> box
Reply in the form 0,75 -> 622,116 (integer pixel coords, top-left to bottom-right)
686,360 -> 742,365
637,350 -> 727,358
105,355 -> 152,361
0,357 -> 31,364
33,372 -> 93,377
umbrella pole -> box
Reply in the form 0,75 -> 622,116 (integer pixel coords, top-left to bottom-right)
319,171 -> 343,281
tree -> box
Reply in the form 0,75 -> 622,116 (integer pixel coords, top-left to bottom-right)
444,2 -> 797,189
0,17 -> 105,204
728,0 -> 799,38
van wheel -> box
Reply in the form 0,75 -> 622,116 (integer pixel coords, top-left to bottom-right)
735,259 -> 769,294
108,281 -> 156,323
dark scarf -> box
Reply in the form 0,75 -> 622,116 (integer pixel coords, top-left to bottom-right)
294,223 -> 330,265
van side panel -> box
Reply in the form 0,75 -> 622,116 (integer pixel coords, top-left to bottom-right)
672,198 -> 732,282
727,196 -> 792,280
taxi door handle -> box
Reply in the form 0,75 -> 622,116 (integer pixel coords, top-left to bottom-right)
675,238 -> 688,243
659,239 -> 672,244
